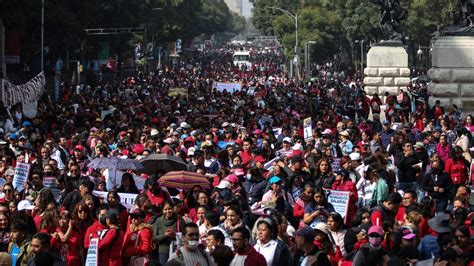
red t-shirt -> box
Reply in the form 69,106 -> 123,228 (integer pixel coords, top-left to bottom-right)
56,227 -> 82,266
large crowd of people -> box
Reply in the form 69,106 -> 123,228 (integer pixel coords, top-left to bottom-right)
0,40 -> 473,266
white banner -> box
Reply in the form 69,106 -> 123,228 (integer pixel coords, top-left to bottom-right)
325,189 -> 350,220
85,238 -> 99,266
13,163 -> 31,192
43,176 -> 61,202
92,190 -> 138,210
303,117 -> 312,141
214,82 -> 242,93
1,72 -> 45,107
103,169 -> 146,191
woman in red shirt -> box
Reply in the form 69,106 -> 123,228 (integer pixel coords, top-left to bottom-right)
122,209 -> 152,266
96,209 -> 124,266
56,210 -> 83,266
331,169 -> 358,226
445,146 -> 469,190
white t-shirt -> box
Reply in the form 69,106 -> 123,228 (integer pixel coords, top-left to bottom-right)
254,239 -> 278,266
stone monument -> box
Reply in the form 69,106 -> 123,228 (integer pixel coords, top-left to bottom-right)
364,0 -> 411,99
428,0 -> 474,110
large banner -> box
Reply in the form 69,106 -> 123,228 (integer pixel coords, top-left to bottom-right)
325,189 -> 350,220
213,82 -> 242,93
92,190 -> 138,210
13,163 -> 31,192
1,72 -> 45,107
85,238 -> 99,266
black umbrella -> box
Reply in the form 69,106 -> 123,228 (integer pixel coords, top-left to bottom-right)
139,154 -> 187,175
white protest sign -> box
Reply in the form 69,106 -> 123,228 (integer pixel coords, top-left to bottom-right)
264,156 -> 281,171
13,163 -> 31,192
272,128 -> 282,138
214,82 -> 242,93
43,176 -> 61,202
331,157 -> 342,172
303,117 -> 312,141
85,238 -> 99,266
103,169 -> 146,192
92,190 -> 138,210
325,189 -> 350,220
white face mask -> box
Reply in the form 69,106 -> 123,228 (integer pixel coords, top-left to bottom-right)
187,240 -> 199,249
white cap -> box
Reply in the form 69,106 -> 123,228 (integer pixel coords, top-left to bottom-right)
18,200 -> 35,211
188,147 -> 196,156
222,122 -> 230,127
349,152 -> 361,161
216,180 -> 231,189
313,222 -> 330,235
282,137 -> 292,144
163,138 -> 174,144
180,122 -> 191,129
150,129 -> 159,136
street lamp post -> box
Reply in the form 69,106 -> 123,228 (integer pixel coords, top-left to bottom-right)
268,7 -> 298,80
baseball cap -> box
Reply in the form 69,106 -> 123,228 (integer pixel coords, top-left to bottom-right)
226,174 -> 239,183
368,225 -> 384,236
253,156 -> 266,163
8,133 -> 17,140
74,145 -> 85,152
17,200 -> 35,211
400,227 -> 416,240
3,169 -> 14,176
129,208 -> 146,219
216,180 -> 231,189
269,176 -> 282,184
282,137 -> 292,144
349,152 -> 361,161
334,169 -> 349,179
295,226 -> 317,241
383,120 -> 390,125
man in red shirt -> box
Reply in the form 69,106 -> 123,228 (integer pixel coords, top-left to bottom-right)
370,192 -> 402,227
230,227 -> 266,266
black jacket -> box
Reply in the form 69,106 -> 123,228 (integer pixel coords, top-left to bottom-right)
422,170 -> 453,199
292,245 -> 331,266
396,152 -> 420,183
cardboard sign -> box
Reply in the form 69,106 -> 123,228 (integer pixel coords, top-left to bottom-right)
325,189 -> 350,220
13,163 -> 31,192
92,190 -> 138,210
43,176 -> 61,202
103,169 -> 146,191
303,117 -> 312,141
85,238 -> 99,266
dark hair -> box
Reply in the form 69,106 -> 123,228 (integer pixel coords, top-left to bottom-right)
183,222 -> 199,235
11,219 -> 28,232
95,204 -> 109,217
231,226 -> 250,240
352,207 -> 370,227
34,250 -> 55,266
80,179 -> 95,192
32,232 -> 51,249
226,205 -> 242,218
135,193 -> 150,208
403,190 -> 417,200
256,217 -> 278,240
328,212 -> 346,231
386,192 -> 402,205
455,225 -> 470,238
205,211 -> 220,227
211,245 -> 234,266
208,229 -> 225,244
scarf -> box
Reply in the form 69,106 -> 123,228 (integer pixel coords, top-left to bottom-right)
223,219 -> 243,233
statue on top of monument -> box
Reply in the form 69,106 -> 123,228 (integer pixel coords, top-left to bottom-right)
371,0 -> 408,41
446,0 -> 474,34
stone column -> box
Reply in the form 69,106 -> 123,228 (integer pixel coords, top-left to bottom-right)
364,43 -> 411,98
428,36 -> 474,110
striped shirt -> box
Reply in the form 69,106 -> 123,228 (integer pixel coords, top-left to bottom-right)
169,246 -> 213,266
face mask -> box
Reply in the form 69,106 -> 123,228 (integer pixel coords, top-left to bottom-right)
187,240 -> 199,250
99,217 -> 107,226
246,174 -> 252,181
369,236 -> 382,247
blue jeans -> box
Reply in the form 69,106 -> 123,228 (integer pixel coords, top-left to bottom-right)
159,253 -> 169,266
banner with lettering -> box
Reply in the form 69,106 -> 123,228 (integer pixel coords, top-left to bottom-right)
92,190 -> 138,210
85,238 -> 99,266
325,189 -> 350,220
213,82 -> 242,93
13,163 -> 31,192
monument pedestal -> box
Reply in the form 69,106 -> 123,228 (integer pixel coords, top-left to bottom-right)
428,36 -> 474,110
364,44 -> 411,97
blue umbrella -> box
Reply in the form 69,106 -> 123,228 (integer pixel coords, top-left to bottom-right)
88,157 -> 144,171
